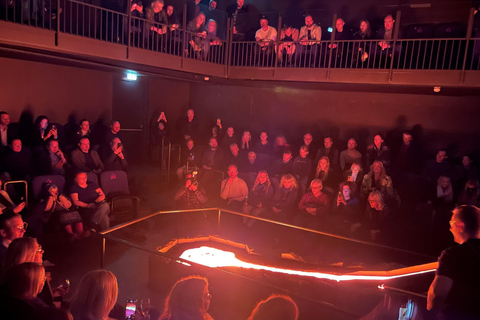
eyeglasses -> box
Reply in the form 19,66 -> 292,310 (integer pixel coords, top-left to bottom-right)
12,222 -> 28,231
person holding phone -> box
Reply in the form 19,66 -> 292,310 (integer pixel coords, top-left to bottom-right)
101,137 -> 128,172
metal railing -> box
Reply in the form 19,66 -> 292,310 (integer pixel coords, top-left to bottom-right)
1,1 -> 480,74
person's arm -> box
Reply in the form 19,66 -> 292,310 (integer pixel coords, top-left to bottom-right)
427,275 -> 453,311
44,195 -> 56,211
240,180 -> 249,200
174,186 -> 188,201
195,187 -> 208,205
70,193 -> 90,208
94,188 -> 106,203
220,180 -> 230,200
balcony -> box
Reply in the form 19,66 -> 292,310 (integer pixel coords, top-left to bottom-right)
1,0 -> 479,87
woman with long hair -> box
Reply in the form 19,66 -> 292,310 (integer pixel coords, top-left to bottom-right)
241,131 -> 252,150
70,270 -> 119,320
242,170 -> 274,226
361,160 -> 394,197
362,191 -> 392,242
314,156 -> 338,196
160,275 -> 213,320
271,174 -> 298,223
247,294 -> 299,320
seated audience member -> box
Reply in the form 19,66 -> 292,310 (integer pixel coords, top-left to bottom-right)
220,164 -> 248,211
271,149 -> 294,179
366,134 -> 390,170
457,179 -> 480,206
0,111 -> 15,153
314,136 -> 339,170
240,151 -> 261,174
202,137 -> 223,171
297,179 -> 330,230
104,121 -> 122,147
70,270 -> 118,320
0,212 -> 27,266
271,174 -> 298,223
0,262 -> 49,319
225,143 -> 242,169
255,131 -> 272,155
177,139 -> 200,182
427,205 -> 480,320
452,154 -> 479,194
434,176 -> 454,207
160,275 -> 213,320
361,191 -> 393,242
394,131 -> 423,174
273,135 -> 290,157
297,15 -> 322,66
361,161 -> 394,197
247,294 -> 299,320
242,170 -> 274,226
339,138 -> 362,171
331,181 -> 362,236
177,109 -> 199,143
42,183 -> 89,241
38,139 -> 67,175
174,175 -> 208,209
376,14 -> 401,62
34,116 -> 58,146
277,24 -> 299,65
2,138 -> 33,181
300,133 -> 316,161
71,137 -> 104,174
328,18 -> 351,66
314,156 -> 339,196
423,149 -> 451,186
352,20 -> 372,63
0,178 -> 26,215
292,145 -> 312,194
221,127 -> 237,150
343,162 -> 364,191
70,172 -> 110,231
187,13 -> 207,58
75,119 -> 91,142
255,15 -> 277,65
101,137 -> 128,172
241,130 -> 252,151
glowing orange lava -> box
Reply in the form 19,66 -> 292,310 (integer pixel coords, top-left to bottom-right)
179,246 -> 437,282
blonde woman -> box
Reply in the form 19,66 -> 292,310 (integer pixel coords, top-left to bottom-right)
242,171 -> 274,227
271,174 -> 298,223
71,270 -> 118,320
241,131 -> 251,150
363,191 -> 392,242
361,160 -> 394,196
160,275 -> 213,320
314,156 -> 338,195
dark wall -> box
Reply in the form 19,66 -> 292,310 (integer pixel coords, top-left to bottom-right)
188,82 -> 480,157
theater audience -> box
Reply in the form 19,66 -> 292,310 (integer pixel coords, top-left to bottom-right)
353,20 -> 372,62
423,149 -> 451,186
365,134 -> 390,170
361,191 -> 393,242
343,162 -> 364,191
177,109 -> 199,142
241,130 -> 251,151
145,0 -> 168,37
174,175 -> 208,209
297,15 -> 322,65
297,179 -> 330,230
34,116 -> 58,146
339,138 -> 362,171
0,212 -> 27,266
434,176 -> 454,207
75,119 -> 91,142
314,156 -> 339,196
187,12 -> 208,58
227,0 -> 249,41
254,131 -> 272,155
277,24 -> 299,65
331,181 -> 362,236
225,143 -> 242,169
38,139 -> 67,175
70,270 -> 118,320
255,15 -> 277,65
160,275 -> 213,320
177,139 -> 200,181
247,294 -> 299,320
292,145 -> 312,194
202,137 -> 223,171
271,174 -> 298,223
71,137 -> 104,175
221,126 -> 237,150
0,111 -> 14,153
361,161 -> 394,198
220,164 -> 248,210
301,133 -> 316,160
314,136 -> 339,170
271,149 -> 294,179
457,179 -> 480,206
0,178 -> 26,215
2,138 -> 33,181
101,137 -> 128,172
103,121 -> 122,148
242,170 -> 274,226
452,154 -> 478,194
70,172 -> 110,231
241,151 -> 261,174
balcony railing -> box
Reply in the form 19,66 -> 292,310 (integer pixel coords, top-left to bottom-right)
1,0 -> 479,76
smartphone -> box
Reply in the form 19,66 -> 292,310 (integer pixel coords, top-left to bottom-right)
125,299 -> 137,319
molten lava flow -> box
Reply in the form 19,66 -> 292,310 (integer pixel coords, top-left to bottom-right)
179,246 -> 437,282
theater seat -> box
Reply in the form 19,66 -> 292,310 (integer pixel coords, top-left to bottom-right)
100,170 -> 138,225
404,24 -> 434,39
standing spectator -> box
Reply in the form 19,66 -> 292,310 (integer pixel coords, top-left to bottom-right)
314,136 -> 339,171
328,18 -> 351,67
71,270 -> 119,320
297,179 -> 330,230
145,0 -> 168,44
220,164 -> 248,211
160,275 -> 213,320
227,0 -> 249,41
271,174 -> 298,223
293,145 -> 312,194
427,205 -> 480,320
255,15 -> 277,66
339,138 -> 362,171
71,137 -> 104,174
101,138 -> 128,172
0,212 -> 27,266
297,15 -> 322,66
242,170 -> 274,226
70,172 -> 110,231
366,134 -> 390,170
375,14 -> 402,67
177,109 -> 200,143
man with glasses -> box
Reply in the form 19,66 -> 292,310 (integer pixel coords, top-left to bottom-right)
427,205 -> 480,319
0,212 -> 27,265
